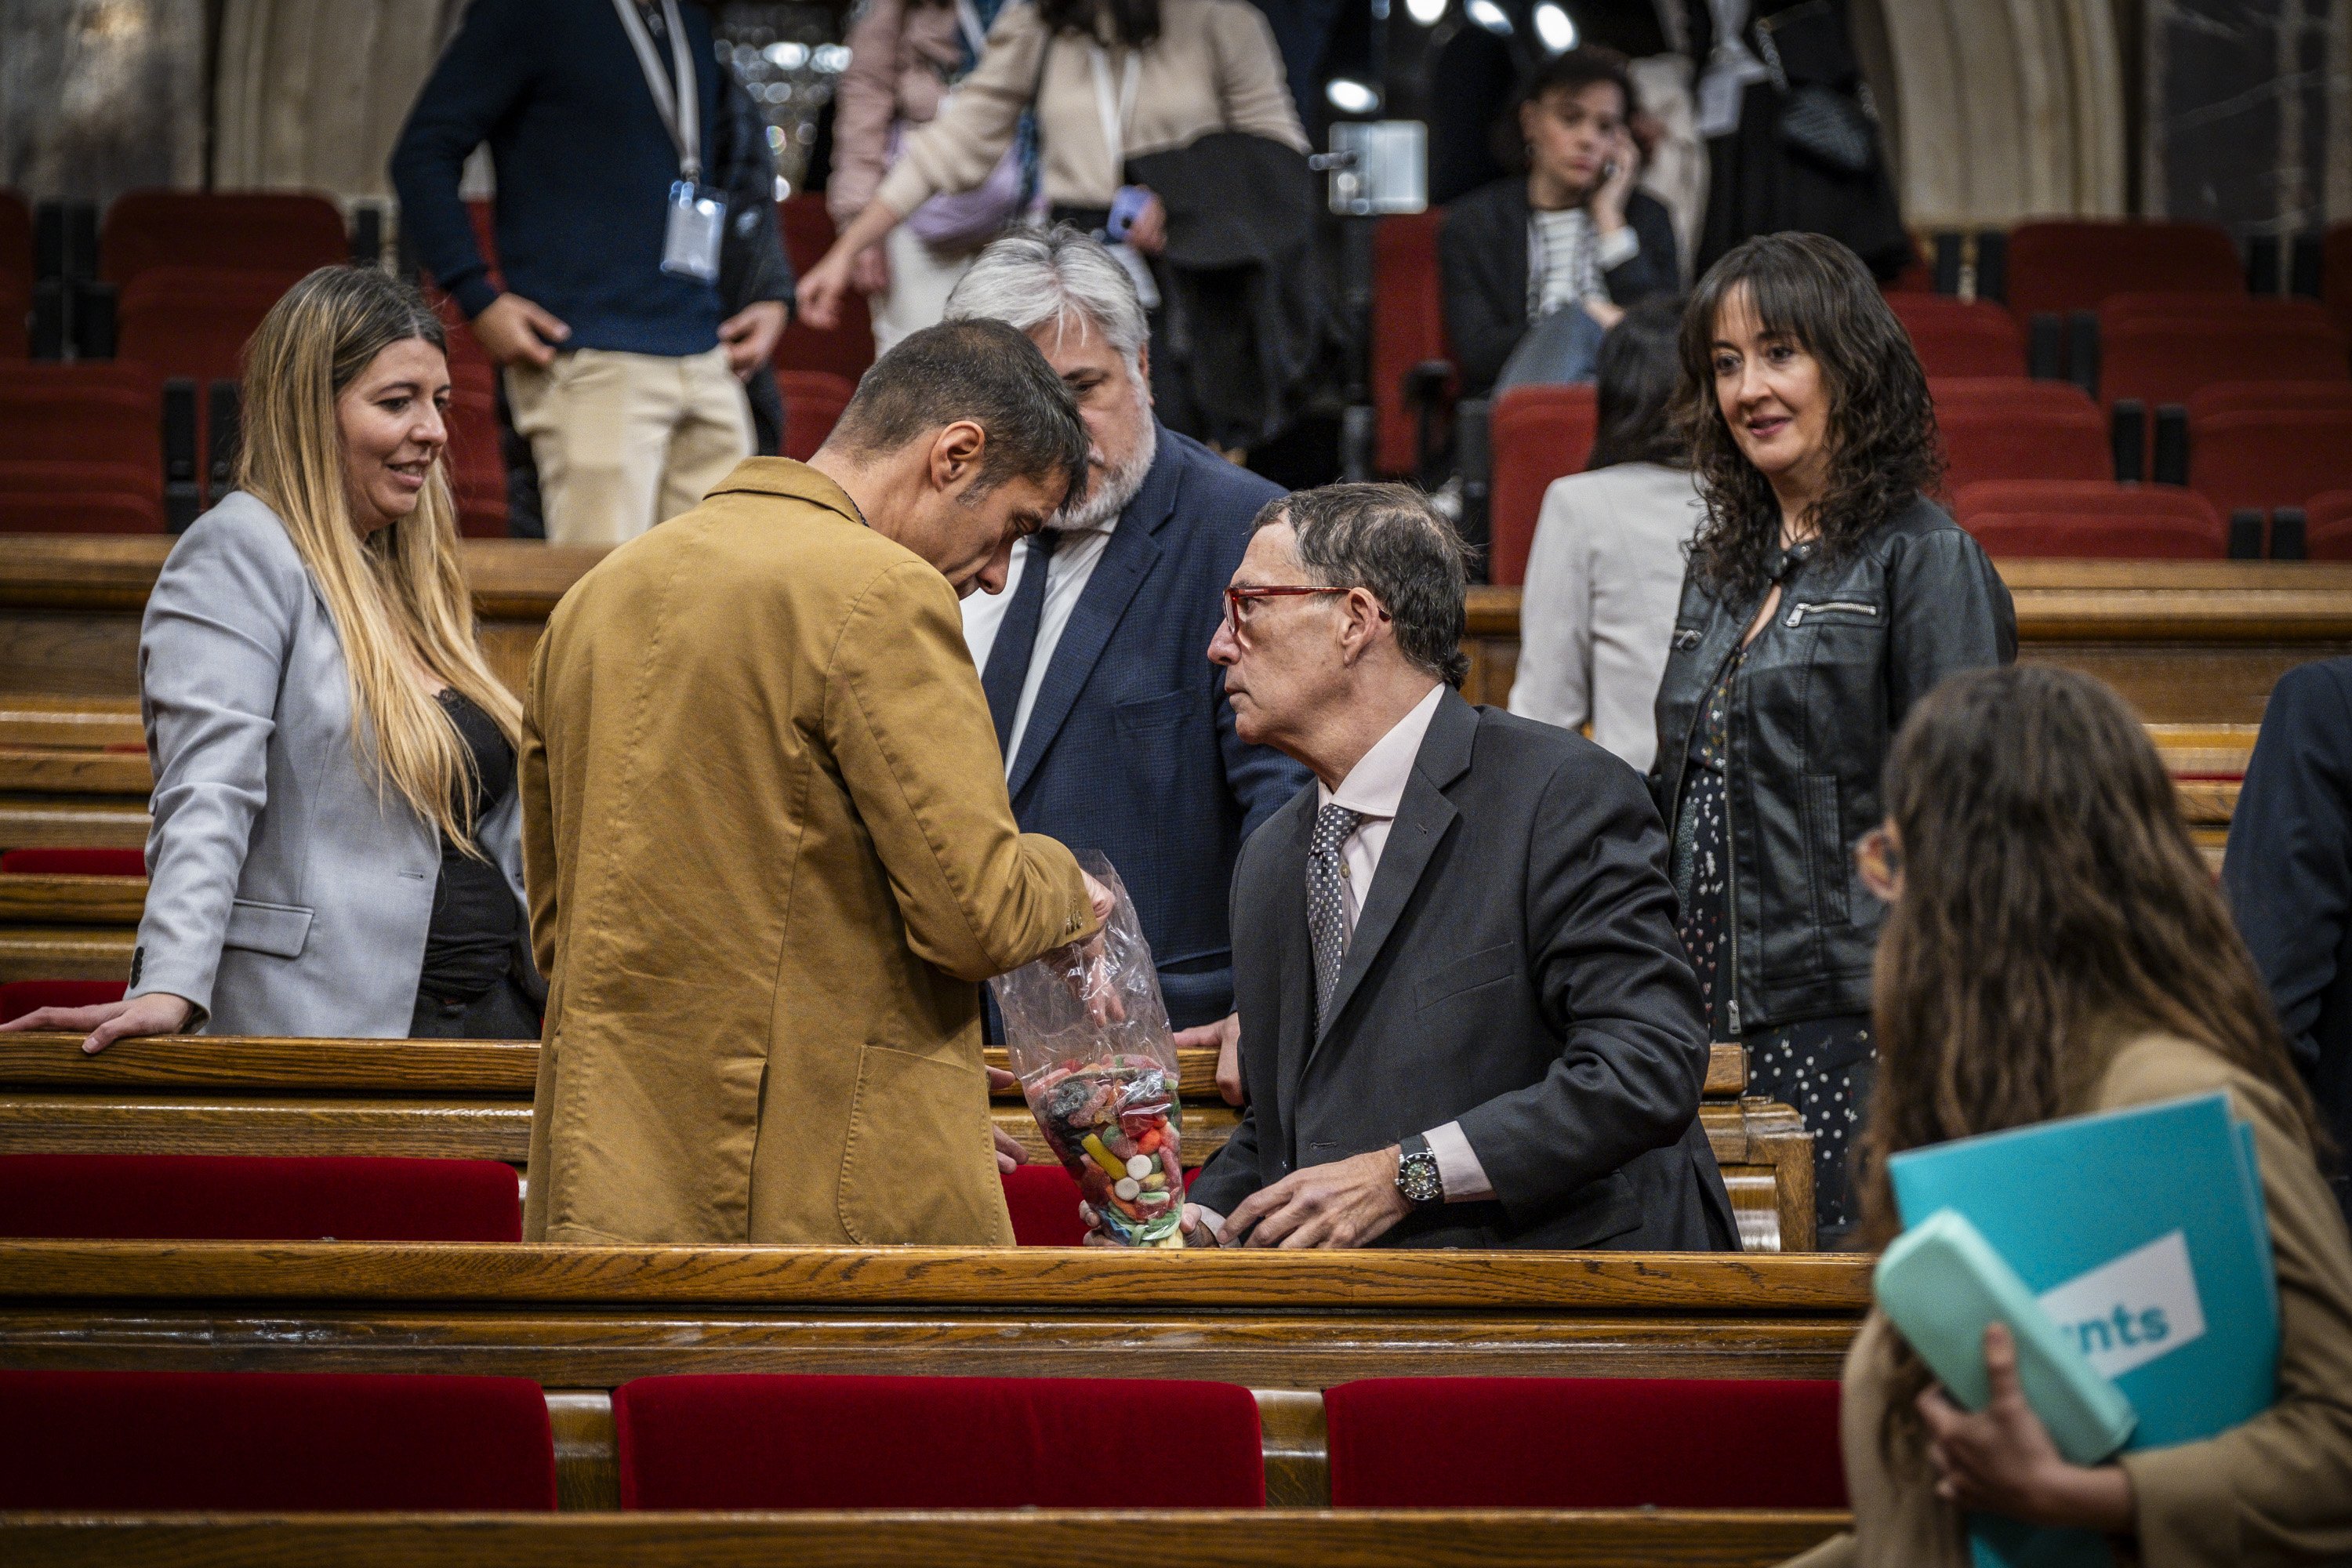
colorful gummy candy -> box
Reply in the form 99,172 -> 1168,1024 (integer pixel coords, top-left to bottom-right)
1025,1052 -> 1185,1247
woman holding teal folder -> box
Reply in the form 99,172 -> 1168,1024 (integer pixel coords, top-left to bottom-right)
1788,666 -> 2352,1567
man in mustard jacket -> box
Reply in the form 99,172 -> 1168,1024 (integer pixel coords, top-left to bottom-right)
521,319 -> 1108,1245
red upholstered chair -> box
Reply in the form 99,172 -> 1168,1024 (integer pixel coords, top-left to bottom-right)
0,361 -> 163,479
1372,209 -> 1450,476
0,1154 -> 523,1241
2185,383 -> 2352,514
777,197 -> 874,386
1001,1163 -> 1090,1246
776,369 -> 855,462
2,848 -> 148,876
99,190 -> 349,290
1487,383 -> 1597,586
1951,481 -> 2228,559
1886,295 -> 2026,379
2097,297 -> 2348,411
1932,379 -> 2111,491
1324,1377 -> 1847,1508
118,266 -> 308,388
2307,490 -> 2352,561
2002,220 -> 2244,325
0,1370 -> 556,1511
615,1374 -> 1265,1508
0,979 -> 128,1025
0,489 -> 164,533
445,386 -> 510,538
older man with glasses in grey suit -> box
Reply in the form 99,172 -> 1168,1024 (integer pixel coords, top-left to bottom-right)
1176,483 -> 1737,1251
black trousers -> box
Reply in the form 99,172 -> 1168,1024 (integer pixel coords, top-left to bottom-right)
408,972 -> 541,1040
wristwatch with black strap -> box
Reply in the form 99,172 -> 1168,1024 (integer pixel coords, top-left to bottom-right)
1396,1132 -> 1444,1208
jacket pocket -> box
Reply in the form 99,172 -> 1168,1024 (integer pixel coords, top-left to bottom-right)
221,898 -> 314,959
1416,942 -> 1519,1011
1113,689 -> 1193,735
836,1042 -> 1007,1246
1802,774 -> 1849,926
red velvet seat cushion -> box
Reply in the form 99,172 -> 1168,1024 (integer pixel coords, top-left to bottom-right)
2307,489 -> 2352,561
1325,1377 -> 1847,1508
0,1154 -> 523,1241
1952,481 -> 2227,559
1002,1163 -> 1091,1247
0,1370 -> 557,1510
615,1374 -> 1265,1508
1488,383 -> 1599,586
0,979 -> 128,1025
1932,379 -> 2111,490
1,847 -> 147,876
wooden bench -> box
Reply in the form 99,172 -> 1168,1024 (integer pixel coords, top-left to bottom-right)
0,1508 -> 1852,1565
0,1035 -> 1814,1250
0,1508 -> 1852,1566
0,1240 -> 1872,1396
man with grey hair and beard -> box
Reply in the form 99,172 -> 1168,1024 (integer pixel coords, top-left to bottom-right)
945,227 -> 1309,1069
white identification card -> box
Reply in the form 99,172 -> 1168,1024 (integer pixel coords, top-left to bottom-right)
662,180 -> 726,282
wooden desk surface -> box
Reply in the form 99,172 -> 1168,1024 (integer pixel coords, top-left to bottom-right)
0,1508 -> 1853,1568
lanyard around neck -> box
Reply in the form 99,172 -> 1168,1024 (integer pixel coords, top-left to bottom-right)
612,0 -> 702,183
1087,43 -> 1140,167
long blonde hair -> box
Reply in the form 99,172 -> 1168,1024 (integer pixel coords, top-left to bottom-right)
237,266 -> 522,853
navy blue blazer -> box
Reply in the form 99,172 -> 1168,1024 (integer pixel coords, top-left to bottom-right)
1000,427 -> 1311,1029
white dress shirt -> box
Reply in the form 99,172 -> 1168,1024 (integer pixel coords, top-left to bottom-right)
960,521 -> 1119,772
1198,685 -> 1491,1240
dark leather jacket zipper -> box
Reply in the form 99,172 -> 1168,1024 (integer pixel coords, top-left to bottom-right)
1784,601 -> 1880,627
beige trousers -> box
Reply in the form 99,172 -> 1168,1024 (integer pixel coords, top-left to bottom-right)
870,224 -> 978,355
505,347 -> 753,546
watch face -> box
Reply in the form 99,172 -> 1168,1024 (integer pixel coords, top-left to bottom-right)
1400,1154 -> 1443,1204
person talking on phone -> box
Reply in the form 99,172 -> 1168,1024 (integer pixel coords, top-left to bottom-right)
1438,48 -> 1680,397
797,0 -> 1304,336
392,0 -> 788,547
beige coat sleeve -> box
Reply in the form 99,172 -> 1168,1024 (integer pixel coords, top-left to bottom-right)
2106,1046 -> 2352,1565
829,0 -> 909,227
873,3 -> 1048,220
825,558 -> 1095,981
1205,0 -> 1306,151
517,631 -> 561,985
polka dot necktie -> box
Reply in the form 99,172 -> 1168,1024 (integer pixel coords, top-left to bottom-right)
1308,803 -> 1363,1030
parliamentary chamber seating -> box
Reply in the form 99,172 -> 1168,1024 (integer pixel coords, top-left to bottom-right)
0,188 -> 871,539
1364,214 -> 2352,575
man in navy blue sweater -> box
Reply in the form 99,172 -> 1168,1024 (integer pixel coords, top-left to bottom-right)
945,230 -> 1312,1097
392,0 -> 788,546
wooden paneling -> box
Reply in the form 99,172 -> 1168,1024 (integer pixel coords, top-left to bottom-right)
0,875 -> 147,925
0,1035 -> 1797,1241
0,928 -> 134,982
0,804 -> 148,851
0,1508 -> 1853,1567
0,695 -> 142,751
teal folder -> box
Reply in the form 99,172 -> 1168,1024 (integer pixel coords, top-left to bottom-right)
1886,1091 -> 2280,1568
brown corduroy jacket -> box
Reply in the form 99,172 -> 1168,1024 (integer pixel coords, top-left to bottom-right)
519,459 -> 1094,1246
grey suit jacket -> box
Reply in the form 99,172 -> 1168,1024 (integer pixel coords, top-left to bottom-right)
130,492 -> 535,1037
1189,689 -> 1737,1250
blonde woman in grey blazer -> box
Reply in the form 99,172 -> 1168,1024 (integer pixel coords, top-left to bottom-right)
1508,297 -> 1700,772
2,268 -> 539,1052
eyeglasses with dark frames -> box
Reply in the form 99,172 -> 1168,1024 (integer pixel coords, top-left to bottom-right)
1221,584 -> 1391,642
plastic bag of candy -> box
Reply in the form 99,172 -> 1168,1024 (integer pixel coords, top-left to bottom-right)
989,856 -> 1187,1247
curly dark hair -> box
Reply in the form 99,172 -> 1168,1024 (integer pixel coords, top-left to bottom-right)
1675,232 -> 1943,604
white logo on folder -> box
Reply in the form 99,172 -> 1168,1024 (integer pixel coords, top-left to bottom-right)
2034,1230 -> 2208,1380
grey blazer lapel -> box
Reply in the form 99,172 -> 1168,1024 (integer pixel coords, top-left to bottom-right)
1308,691 -> 1479,1057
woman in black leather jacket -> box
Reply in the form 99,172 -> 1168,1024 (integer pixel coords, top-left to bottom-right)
1648,233 -> 2015,1247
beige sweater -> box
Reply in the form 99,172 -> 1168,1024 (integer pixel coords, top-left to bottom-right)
1788,1027 -> 2352,1568
872,0 -> 1305,218
828,0 -> 967,227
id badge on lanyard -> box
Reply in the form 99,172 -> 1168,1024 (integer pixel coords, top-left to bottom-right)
614,0 -> 728,281
663,180 -> 725,282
